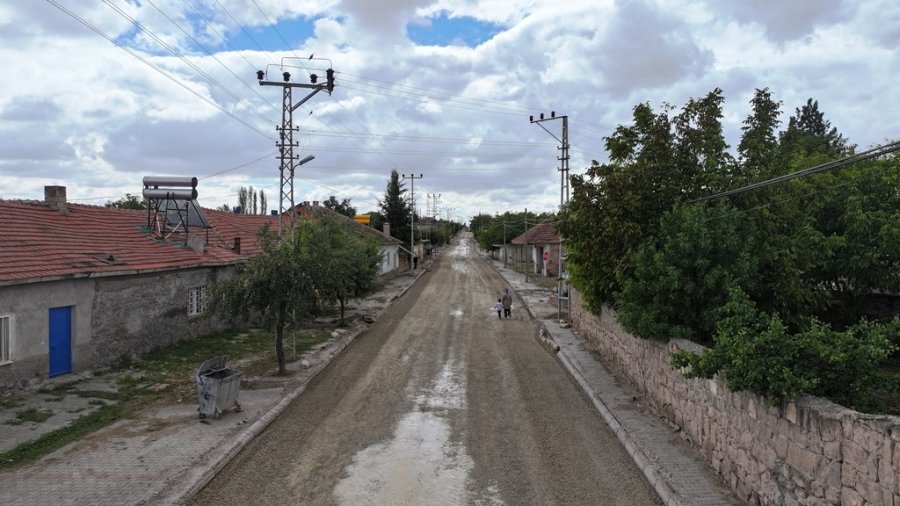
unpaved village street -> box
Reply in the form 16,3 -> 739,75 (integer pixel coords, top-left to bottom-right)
192,234 -> 661,505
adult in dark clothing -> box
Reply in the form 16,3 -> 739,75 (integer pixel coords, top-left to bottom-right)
501,288 -> 512,318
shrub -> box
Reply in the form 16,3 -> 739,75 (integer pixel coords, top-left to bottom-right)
672,288 -> 898,409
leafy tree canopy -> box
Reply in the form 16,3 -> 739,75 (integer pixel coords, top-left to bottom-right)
323,195 -> 357,218
106,194 -> 145,210
211,215 -> 381,374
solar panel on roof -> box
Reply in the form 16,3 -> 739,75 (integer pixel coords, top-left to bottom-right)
163,198 -> 210,228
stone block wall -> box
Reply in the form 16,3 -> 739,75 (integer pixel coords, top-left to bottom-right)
91,266 -> 231,365
569,288 -> 900,505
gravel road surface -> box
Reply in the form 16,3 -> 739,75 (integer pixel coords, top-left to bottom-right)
191,234 -> 661,505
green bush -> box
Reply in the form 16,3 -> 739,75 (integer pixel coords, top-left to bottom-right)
672,288 -> 898,409
617,203 -> 757,344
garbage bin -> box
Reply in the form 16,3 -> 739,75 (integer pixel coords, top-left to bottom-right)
196,355 -> 242,419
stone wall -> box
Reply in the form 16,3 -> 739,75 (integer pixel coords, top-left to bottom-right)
569,288 -> 900,506
91,267 -> 231,365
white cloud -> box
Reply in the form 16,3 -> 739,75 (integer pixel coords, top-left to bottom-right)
0,0 -> 895,221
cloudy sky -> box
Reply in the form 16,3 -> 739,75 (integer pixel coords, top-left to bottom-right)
1,0 -> 898,221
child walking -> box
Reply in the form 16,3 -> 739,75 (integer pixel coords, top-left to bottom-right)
494,299 -> 504,319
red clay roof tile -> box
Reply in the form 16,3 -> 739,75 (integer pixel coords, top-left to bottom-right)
0,200 -> 278,285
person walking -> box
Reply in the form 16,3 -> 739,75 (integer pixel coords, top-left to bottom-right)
494,299 -> 504,319
501,288 -> 512,318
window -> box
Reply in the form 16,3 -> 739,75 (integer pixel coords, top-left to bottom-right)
188,286 -> 207,316
0,315 -> 12,364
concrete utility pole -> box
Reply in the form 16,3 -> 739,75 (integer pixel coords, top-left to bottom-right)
530,111 -> 570,321
523,207 -> 530,283
402,173 -> 423,270
257,64 -> 334,234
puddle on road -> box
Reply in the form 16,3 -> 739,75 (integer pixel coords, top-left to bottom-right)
334,360 -> 501,505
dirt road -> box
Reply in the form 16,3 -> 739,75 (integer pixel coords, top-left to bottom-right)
191,234 -> 661,505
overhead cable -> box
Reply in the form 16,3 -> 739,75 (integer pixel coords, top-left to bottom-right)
45,0 -> 271,139
691,140 -> 900,203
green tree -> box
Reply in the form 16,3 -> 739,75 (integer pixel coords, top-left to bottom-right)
236,186 -> 267,215
323,195 -> 357,218
210,225 -> 314,375
294,214 -> 380,325
559,98 -> 702,309
617,203 -> 758,344
737,88 -> 782,183
379,170 -> 411,246
106,194 -> 145,210
779,98 -> 848,161
366,212 -> 385,232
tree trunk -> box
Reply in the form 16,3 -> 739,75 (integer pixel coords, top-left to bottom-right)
275,302 -> 287,376
338,295 -> 346,327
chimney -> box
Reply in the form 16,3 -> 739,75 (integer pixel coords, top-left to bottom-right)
233,237 -> 241,254
383,222 -> 390,236
44,185 -> 67,213
313,200 -> 319,206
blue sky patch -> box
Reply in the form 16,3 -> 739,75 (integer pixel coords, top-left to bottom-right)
218,16 -> 316,52
407,14 -> 504,47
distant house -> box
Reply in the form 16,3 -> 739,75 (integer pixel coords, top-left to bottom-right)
0,186 -> 276,391
295,200 -> 402,275
509,221 -> 562,277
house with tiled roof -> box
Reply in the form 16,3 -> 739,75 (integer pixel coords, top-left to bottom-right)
0,186 -> 278,390
295,200 -> 402,275
509,221 -> 563,277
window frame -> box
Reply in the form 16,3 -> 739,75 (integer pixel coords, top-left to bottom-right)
0,314 -> 13,365
188,286 -> 207,317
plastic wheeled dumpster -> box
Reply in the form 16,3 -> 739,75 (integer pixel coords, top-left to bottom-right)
196,355 -> 242,419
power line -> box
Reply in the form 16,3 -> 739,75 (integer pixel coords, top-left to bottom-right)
704,169 -> 891,222
145,0 -> 279,118
691,140 -> 900,203
336,71 -> 537,113
102,0 -> 274,126
200,152 -> 276,179
303,130 -> 555,147
179,0 -> 263,72
339,83 -> 528,117
210,0 -> 268,53
46,0 -> 271,139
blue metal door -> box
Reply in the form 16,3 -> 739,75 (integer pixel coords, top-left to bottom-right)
49,306 -> 72,377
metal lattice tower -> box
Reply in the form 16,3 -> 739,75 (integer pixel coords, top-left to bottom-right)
277,85 -> 297,229
257,64 -> 334,234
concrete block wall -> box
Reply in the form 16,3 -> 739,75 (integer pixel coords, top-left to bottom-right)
569,288 -> 900,505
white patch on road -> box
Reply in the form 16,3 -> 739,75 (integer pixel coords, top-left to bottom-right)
449,308 -> 464,319
335,360 -> 500,505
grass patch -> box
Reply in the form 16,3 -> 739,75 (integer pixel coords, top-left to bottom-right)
74,390 -> 121,401
0,326 -> 335,467
15,408 -> 54,423
0,403 -> 130,470
0,397 -> 23,410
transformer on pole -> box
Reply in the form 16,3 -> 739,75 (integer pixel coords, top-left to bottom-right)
257,63 -> 335,234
